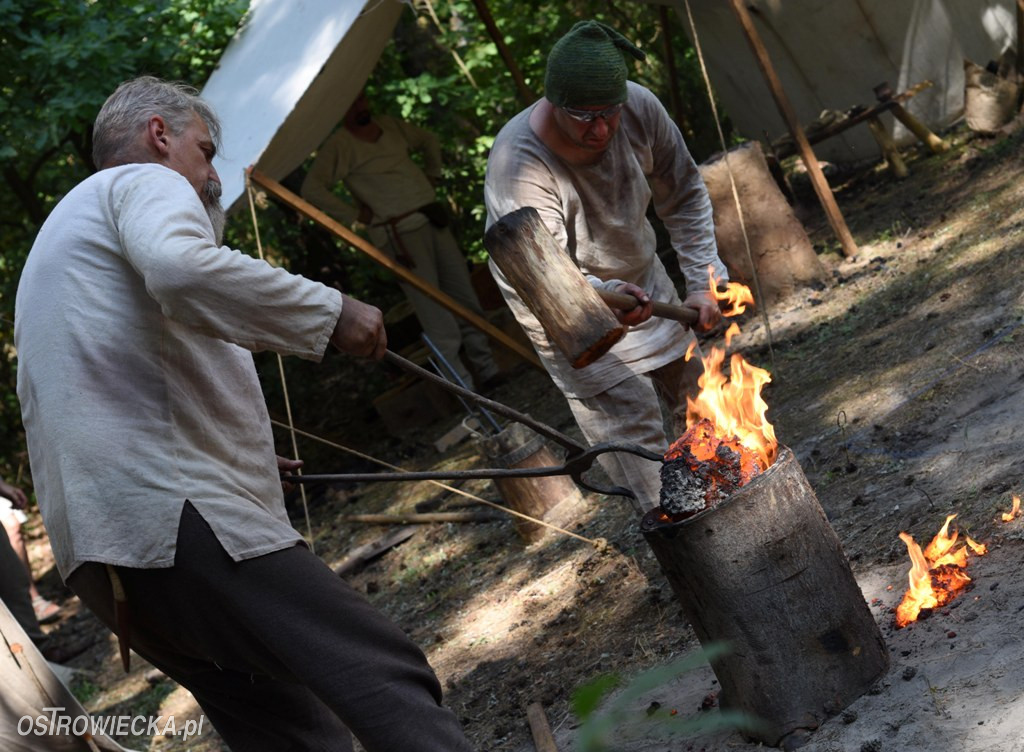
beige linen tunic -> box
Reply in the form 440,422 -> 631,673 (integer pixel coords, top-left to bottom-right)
484,82 -> 727,399
302,115 -> 441,242
15,163 -> 343,579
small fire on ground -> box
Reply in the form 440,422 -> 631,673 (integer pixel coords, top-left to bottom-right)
895,514 -> 987,628
658,270 -> 776,519
1002,494 -> 1021,522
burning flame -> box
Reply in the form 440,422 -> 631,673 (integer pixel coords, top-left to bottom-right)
1002,495 -> 1021,522
709,267 -> 755,317
895,514 -> 987,628
686,347 -> 776,471
667,270 -> 777,474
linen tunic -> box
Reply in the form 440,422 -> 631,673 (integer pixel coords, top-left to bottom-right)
15,163 -> 343,579
484,82 -> 727,398
302,115 -> 441,241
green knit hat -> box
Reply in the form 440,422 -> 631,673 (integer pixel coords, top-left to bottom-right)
544,20 -> 646,108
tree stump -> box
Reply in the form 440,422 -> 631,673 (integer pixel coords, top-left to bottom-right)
699,142 -> 826,307
475,422 -> 586,542
641,447 -> 888,748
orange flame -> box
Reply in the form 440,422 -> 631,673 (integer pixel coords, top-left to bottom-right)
672,272 -> 777,473
686,346 -> 777,471
1002,495 -> 1021,522
708,266 -> 755,316
895,514 -> 986,628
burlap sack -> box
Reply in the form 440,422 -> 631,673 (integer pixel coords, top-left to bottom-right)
964,59 -> 1020,134
698,142 -> 826,307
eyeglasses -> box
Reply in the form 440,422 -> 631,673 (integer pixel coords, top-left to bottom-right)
559,103 -> 624,124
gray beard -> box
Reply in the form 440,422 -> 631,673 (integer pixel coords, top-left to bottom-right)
203,180 -> 225,245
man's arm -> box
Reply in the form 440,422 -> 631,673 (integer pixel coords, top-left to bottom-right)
301,133 -> 365,226
117,166 -> 344,361
641,87 -> 726,330
394,118 -> 443,182
330,294 -> 387,360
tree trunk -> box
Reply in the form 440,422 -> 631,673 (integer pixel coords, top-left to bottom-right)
641,447 -> 889,748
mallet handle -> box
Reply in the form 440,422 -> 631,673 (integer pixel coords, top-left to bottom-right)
597,289 -> 699,326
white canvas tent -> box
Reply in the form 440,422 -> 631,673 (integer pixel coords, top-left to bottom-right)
202,0 -> 405,212
203,0 -> 1020,205
664,0 -> 1017,161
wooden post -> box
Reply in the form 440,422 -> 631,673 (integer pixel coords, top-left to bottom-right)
1017,0 -> 1024,84
469,0 -> 535,106
247,168 -> 543,371
484,207 -> 624,368
641,448 -> 889,747
865,116 -> 909,178
727,0 -> 859,258
882,104 -> 950,154
525,701 -> 559,752
659,4 -> 689,136
475,423 -> 586,543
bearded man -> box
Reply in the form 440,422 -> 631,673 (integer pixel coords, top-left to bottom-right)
484,21 -> 728,513
15,76 -> 472,752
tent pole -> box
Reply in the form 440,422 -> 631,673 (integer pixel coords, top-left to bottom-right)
658,4 -> 688,136
247,168 -> 543,371
1017,0 -> 1024,93
727,0 -> 858,258
469,0 -> 535,105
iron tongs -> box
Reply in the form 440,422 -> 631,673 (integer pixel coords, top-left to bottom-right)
281,350 -> 664,499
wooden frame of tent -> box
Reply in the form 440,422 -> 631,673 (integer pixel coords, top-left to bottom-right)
247,168 -> 543,371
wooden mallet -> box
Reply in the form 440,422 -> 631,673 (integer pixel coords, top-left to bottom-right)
484,206 -> 698,368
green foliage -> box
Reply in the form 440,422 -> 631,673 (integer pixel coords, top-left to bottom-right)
572,642 -> 758,751
365,1 -> 733,265
0,0 -> 248,480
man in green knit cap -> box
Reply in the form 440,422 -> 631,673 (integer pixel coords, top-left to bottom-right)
484,20 -> 728,514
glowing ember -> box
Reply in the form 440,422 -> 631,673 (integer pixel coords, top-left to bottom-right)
658,271 -> 777,517
1002,494 -> 1021,522
895,514 -> 987,628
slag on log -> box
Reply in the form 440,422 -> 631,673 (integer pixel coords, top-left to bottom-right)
658,271 -> 777,519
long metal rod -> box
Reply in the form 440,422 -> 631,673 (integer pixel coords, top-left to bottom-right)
383,350 -> 579,452
423,335 -> 502,433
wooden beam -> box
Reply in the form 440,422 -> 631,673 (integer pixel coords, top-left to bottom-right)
658,4 -> 688,135
865,116 -> 908,179
470,0 -> 535,106
727,0 -> 859,258
247,168 -> 543,371
525,702 -> 559,752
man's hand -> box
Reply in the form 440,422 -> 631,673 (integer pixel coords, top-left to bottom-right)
330,295 -> 388,359
277,456 -> 303,494
682,290 -> 722,332
0,480 -> 28,510
611,282 -> 654,326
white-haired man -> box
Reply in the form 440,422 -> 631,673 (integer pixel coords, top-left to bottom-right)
16,76 -> 472,752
